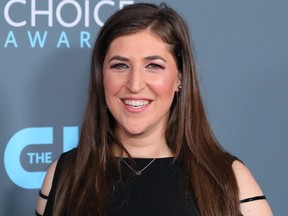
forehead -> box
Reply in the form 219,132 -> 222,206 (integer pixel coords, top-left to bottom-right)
106,30 -> 172,56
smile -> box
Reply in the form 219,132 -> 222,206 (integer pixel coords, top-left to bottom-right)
123,99 -> 150,109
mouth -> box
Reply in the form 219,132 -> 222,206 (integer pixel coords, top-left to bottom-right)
122,99 -> 151,109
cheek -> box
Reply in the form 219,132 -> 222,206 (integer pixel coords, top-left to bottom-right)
103,72 -> 126,105
150,74 -> 178,96
103,73 -> 118,95
103,73 -> 115,102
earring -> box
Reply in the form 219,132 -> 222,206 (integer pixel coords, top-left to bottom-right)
178,84 -> 182,91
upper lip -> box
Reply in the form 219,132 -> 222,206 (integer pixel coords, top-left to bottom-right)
120,97 -> 153,101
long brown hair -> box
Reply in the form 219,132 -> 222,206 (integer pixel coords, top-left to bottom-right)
53,3 -> 241,216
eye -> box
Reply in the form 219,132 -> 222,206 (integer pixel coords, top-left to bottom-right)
146,63 -> 164,70
110,63 -> 129,70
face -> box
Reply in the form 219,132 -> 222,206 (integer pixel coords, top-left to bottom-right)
103,30 -> 181,141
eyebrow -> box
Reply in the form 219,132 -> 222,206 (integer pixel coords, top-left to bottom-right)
109,55 -> 129,62
109,55 -> 166,63
144,55 -> 166,62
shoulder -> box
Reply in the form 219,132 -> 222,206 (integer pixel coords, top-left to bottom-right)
41,149 -> 75,195
41,159 -> 59,197
36,159 -> 59,215
36,149 -> 76,215
232,161 -> 263,199
232,160 -> 273,216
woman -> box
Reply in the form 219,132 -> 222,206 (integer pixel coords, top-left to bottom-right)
36,3 -> 273,216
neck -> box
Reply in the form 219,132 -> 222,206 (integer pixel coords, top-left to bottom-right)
113,130 -> 173,158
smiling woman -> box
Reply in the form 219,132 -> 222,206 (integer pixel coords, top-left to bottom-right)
35,2 -> 273,216
103,31 -> 181,145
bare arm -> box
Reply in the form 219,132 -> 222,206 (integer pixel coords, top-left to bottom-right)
36,159 -> 58,215
232,160 -> 273,216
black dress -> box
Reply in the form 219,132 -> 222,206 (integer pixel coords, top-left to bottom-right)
108,157 -> 199,216
39,150 -> 267,216
43,149 -> 199,216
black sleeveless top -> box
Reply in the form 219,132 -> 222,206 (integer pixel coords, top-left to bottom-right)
43,150 -> 238,216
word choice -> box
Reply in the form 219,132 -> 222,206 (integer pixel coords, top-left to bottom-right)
4,0 -> 134,28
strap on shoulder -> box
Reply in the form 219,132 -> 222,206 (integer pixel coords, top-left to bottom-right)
240,195 -> 266,203
39,190 -> 49,200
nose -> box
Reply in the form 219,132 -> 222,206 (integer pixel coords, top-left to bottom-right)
126,68 -> 146,93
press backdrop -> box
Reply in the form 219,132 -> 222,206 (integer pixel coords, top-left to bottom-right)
1,0 -> 287,215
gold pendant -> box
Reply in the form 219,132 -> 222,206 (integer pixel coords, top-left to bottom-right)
136,171 -> 142,175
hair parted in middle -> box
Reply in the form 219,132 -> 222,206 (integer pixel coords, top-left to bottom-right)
53,3 -> 241,216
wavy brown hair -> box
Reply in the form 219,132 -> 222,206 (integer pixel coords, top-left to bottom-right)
52,3 -> 241,216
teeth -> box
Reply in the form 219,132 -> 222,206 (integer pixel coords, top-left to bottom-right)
123,100 -> 149,108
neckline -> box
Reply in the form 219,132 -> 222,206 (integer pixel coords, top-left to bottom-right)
119,157 -> 174,160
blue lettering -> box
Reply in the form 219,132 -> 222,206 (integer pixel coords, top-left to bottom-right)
4,31 -> 18,48
80,31 -> 91,48
57,31 -> 70,48
28,31 -> 48,48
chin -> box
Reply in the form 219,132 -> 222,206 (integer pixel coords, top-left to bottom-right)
123,125 -> 146,136
126,129 -> 144,136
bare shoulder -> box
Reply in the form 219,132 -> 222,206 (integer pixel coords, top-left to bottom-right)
36,159 -> 59,215
232,160 -> 273,216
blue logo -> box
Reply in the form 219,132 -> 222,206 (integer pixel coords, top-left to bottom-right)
4,127 -> 78,189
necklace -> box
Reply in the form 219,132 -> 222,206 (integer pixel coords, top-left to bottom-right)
121,158 -> 157,176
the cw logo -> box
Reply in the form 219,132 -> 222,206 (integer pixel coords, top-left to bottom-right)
4,127 -> 78,189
